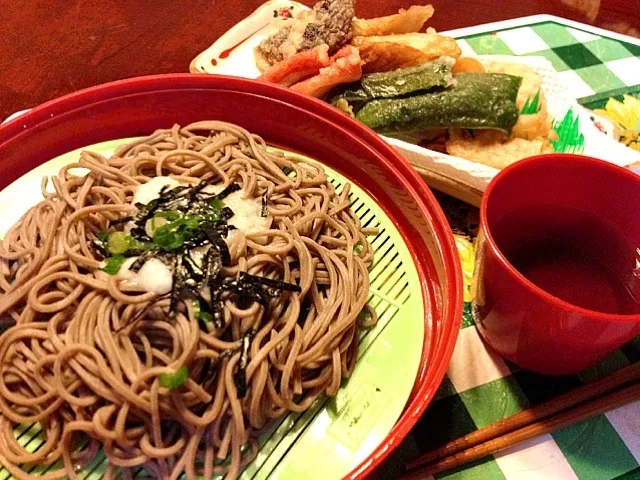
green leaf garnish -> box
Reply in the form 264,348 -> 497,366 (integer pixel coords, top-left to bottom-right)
551,107 -> 585,154
159,366 -> 189,389
101,255 -> 127,275
521,89 -> 541,115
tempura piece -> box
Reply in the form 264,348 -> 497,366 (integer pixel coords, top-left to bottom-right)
512,109 -> 554,141
291,45 -> 362,98
258,44 -> 330,86
352,5 -> 434,36
355,73 -> 521,134
452,57 -> 485,74
353,33 -> 461,73
256,0 -> 355,69
485,61 -> 552,140
353,41 -> 432,73
366,33 -> 462,57
446,130 -> 553,169
484,61 -> 541,111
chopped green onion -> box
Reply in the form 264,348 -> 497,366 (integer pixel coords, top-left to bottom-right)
101,255 -> 127,275
155,210 -> 181,221
107,231 -> 130,254
107,231 -> 153,254
196,311 -> 213,322
148,216 -> 169,235
96,231 -> 110,243
127,237 -> 153,252
152,215 -> 207,251
193,299 -> 213,322
192,300 -> 201,316
357,308 -> 372,325
354,242 -> 364,255
153,226 -> 185,251
178,217 -> 201,239
159,366 -> 189,389
210,198 -> 225,211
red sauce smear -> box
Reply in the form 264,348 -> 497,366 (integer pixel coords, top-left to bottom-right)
219,33 -> 254,60
211,58 -> 217,66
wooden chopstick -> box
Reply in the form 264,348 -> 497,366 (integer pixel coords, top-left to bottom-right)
406,361 -> 640,472
401,380 -> 640,479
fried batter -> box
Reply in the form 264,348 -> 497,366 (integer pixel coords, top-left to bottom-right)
353,33 -> 461,73
256,0 -> 354,68
452,57 -> 485,74
352,5 -> 434,36
485,61 -> 553,140
446,130 -> 553,169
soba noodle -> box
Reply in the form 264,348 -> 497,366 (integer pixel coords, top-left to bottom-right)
0,121 -> 377,479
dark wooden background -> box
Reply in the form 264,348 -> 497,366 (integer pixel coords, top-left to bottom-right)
1,0 -> 638,121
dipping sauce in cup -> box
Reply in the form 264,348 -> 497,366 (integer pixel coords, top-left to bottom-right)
473,154 -> 640,375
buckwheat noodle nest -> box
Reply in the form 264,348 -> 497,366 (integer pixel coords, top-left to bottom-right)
0,121 -> 377,480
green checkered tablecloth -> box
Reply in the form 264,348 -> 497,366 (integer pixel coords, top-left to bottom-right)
457,21 -> 640,106
379,20 -> 640,480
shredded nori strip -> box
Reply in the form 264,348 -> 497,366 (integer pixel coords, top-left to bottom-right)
203,248 -> 222,287
218,277 -> 269,307
129,226 -> 151,243
209,297 -> 224,329
214,183 -> 241,200
261,194 -> 268,218
220,207 -> 234,222
181,255 -> 204,287
109,216 -> 134,226
133,178 -> 236,224
169,256 -> 184,316
92,238 -> 109,259
210,273 -> 301,311
233,331 -> 254,398
187,179 -> 213,202
129,249 -> 167,273
202,223 -> 231,267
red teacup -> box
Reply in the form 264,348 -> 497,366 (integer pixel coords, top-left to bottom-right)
473,154 -> 640,375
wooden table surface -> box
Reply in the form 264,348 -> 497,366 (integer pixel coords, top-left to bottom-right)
2,0 -> 639,122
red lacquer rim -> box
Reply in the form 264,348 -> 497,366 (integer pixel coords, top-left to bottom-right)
0,74 -> 463,479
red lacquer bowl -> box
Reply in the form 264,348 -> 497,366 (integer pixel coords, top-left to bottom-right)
475,154 -> 640,375
0,75 -> 463,479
